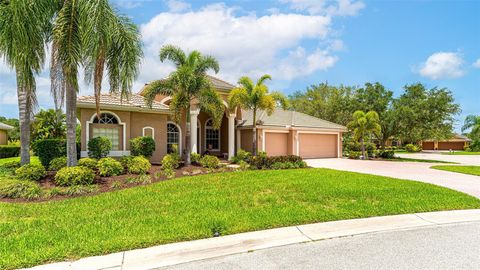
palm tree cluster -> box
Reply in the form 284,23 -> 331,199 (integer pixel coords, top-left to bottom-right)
0,0 -> 142,165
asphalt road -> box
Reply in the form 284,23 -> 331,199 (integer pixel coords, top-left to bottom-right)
162,222 -> 480,270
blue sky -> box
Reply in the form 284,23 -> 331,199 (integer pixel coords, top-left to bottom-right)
0,0 -> 478,130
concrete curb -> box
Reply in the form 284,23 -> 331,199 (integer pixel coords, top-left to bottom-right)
22,209 -> 480,270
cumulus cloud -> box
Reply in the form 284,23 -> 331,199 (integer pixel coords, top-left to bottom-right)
473,58 -> 480,68
112,0 -> 151,9
281,0 -> 365,16
166,0 -> 191,12
418,52 -> 465,80
139,3 -> 342,85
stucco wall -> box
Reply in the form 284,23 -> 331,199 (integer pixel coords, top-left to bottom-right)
0,130 -> 7,145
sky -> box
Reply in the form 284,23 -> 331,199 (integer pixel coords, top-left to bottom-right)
0,0 -> 479,131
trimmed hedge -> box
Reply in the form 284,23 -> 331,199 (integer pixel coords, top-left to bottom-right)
78,158 -> 98,170
130,136 -> 155,158
33,139 -> 66,167
249,154 -> 305,170
0,145 -> 20,159
97,157 -> 123,177
15,163 -> 46,181
49,157 -> 67,171
88,137 -> 111,159
54,166 -> 96,186
126,156 -> 151,174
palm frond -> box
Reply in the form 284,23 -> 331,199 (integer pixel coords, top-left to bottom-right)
198,86 -> 224,129
143,80 -> 174,107
256,74 -> 271,87
159,44 -> 186,66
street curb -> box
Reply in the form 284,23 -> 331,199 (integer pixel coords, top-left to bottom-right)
21,209 -> 480,270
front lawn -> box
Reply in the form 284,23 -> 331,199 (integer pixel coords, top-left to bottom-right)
1,169 -> 479,269
431,165 -> 480,176
442,151 -> 480,155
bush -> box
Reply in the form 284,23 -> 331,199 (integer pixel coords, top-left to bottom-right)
78,158 -> 98,170
0,179 -> 42,199
0,145 -> 20,158
348,151 -> 361,159
2,160 -> 20,169
54,166 -> 95,186
97,157 -> 123,177
130,136 -> 156,157
405,143 -> 421,153
33,139 -> 66,167
161,154 -> 180,178
378,150 -> 395,159
126,156 -> 151,174
191,152 -> 201,164
64,185 -> 99,196
15,163 -> 46,181
249,154 -> 304,170
49,157 -> 67,171
231,149 -> 252,164
125,174 -> 152,184
199,155 -> 220,169
237,160 -> 250,170
88,137 -> 112,159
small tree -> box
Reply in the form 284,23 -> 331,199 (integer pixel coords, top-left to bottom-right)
347,111 -> 381,159
87,137 -> 112,159
31,109 -> 66,141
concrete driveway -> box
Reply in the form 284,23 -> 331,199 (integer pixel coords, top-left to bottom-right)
396,152 -> 480,165
306,158 -> 480,199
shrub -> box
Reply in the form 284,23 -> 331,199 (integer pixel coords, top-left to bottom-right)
237,160 -> 249,170
0,179 -> 42,199
405,143 -> 421,153
161,154 -> 180,178
15,163 -> 46,181
0,145 -> 20,158
199,155 -> 220,169
88,137 -> 111,159
97,157 -> 123,177
126,156 -> 151,174
191,152 -> 201,164
78,158 -> 98,170
54,166 -> 95,186
231,149 -> 252,164
130,136 -> 156,157
249,154 -> 304,170
49,157 -> 67,171
2,160 -> 20,169
33,139 -> 66,167
348,151 -> 361,159
378,150 -> 395,159
125,174 -> 152,184
120,156 -> 134,168
64,185 -> 99,196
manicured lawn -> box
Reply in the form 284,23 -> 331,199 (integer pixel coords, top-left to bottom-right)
431,165 -> 480,176
1,169 -> 479,269
442,151 -> 480,155
387,157 -> 456,164
0,156 -> 40,178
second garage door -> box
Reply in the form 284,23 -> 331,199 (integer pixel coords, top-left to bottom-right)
299,133 -> 338,158
422,141 -> 435,150
438,142 -> 464,150
265,132 -> 289,156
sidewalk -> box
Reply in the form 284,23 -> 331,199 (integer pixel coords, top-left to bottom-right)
23,209 -> 480,270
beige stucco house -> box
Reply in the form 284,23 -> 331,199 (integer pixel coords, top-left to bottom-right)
77,76 -> 346,164
0,122 -> 13,145
422,134 -> 471,151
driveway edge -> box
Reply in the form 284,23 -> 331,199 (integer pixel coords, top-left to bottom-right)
22,209 -> 480,270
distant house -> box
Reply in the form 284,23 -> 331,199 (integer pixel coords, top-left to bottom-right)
0,122 -> 13,145
421,134 -> 471,151
77,75 -> 346,163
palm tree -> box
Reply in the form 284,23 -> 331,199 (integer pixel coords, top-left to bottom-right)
462,115 -> 480,140
0,0 -> 54,165
51,0 -> 142,166
143,45 -> 225,165
227,75 -> 288,156
347,110 -> 381,159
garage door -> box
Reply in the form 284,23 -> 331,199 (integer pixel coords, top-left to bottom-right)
299,134 -> 338,158
265,132 -> 288,156
422,141 -> 434,150
438,142 -> 464,150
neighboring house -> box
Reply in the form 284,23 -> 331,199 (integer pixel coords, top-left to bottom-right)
421,134 -> 471,151
77,76 -> 346,163
0,122 -> 13,145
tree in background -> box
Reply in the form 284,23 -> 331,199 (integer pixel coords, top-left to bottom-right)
462,115 -> 480,151
228,75 -> 288,156
143,45 -> 225,164
31,109 -> 66,142
347,111 -> 381,159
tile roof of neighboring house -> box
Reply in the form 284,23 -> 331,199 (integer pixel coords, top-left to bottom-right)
77,93 -> 169,112
137,75 -> 236,95
0,122 -> 13,130
239,109 -> 347,131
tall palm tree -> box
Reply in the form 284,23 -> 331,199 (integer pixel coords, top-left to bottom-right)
462,115 -> 480,140
143,45 -> 225,165
51,0 -> 142,166
0,0 -> 54,165
227,75 -> 288,156
347,110 -> 381,159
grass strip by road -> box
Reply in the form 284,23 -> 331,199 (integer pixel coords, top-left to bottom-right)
431,165 -> 480,176
387,157 -> 456,164
442,151 -> 480,156
1,168 -> 479,269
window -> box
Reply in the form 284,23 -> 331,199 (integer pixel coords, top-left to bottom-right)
205,119 -> 220,151
93,127 -> 120,150
93,113 -> 119,124
167,123 -> 180,153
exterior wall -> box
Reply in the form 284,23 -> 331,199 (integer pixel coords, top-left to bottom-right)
0,130 -> 7,145
240,129 -> 253,152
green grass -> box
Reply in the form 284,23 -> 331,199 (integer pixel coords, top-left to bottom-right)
431,165 -> 480,176
0,156 -> 40,178
386,157 -> 456,164
1,169 -> 479,269
442,151 -> 480,155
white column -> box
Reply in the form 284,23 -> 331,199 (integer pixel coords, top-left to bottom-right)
228,113 -> 236,160
190,109 -> 200,154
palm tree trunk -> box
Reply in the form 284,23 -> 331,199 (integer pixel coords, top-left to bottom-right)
360,137 -> 366,159
65,82 -> 77,166
252,109 -> 257,156
184,106 -> 191,165
17,73 -> 31,165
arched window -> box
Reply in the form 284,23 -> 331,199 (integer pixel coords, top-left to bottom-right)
167,123 -> 180,153
91,113 -> 121,150
93,113 -> 119,124
205,119 -> 220,151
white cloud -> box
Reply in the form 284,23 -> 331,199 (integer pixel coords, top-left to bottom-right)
0,61 -> 13,75
418,52 -> 465,80
281,0 -> 365,16
166,0 -> 191,12
473,58 -> 480,68
139,3 -> 340,85
113,0 -> 151,9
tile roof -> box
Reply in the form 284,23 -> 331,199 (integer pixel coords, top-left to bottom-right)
424,134 -> 472,142
77,93 -> 169,112
0,122 -> 13,130
239,109 -> 347,131
138,75 -> 236,95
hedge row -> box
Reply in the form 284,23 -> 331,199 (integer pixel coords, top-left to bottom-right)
33,139 -> 80,167
0,145 -> 20,159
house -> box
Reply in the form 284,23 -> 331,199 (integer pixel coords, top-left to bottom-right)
0,122 -> 13,145
421,134 -> 471,151
77,76 -> 346,163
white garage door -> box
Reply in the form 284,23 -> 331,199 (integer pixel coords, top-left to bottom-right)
299,133 -> 338,158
